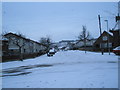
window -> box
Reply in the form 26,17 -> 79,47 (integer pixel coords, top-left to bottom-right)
101,43 -> 112,48
100,43 -> 107,48
24,49 -> 26,53
108,43 -> 112,48
96,44 -> 99,48
103,43 -> 108,48
102,36 -> 108,41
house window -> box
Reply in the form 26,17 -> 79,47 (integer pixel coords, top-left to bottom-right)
104,43 -> 108,48
102,36 -> 108,41
100,43 -> 107,48
24,49 -> 26,53
96,44 -> 99,48
108,43 -> 112,48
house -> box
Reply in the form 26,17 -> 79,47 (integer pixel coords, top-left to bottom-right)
109,29 -> 120,48
93,31 -> 114,51
74,39 -> 96,48
58,40 -> 76,50
59,40 -> 75,46
70,39 -> 96,51
4,32 -> 47,55
3,32 -> 47,61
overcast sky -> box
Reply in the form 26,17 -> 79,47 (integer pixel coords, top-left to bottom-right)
2,2 -> 118,42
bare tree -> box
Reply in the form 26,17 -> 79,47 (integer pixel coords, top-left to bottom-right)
4,32 -> 26,61
77,25 -> 91,53
12,37 -> 25,61
39,36 -> 52,51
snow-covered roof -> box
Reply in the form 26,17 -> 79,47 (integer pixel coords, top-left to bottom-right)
59,40 -> 76,43
106,31 -> 113,36
102,31 -> 113,36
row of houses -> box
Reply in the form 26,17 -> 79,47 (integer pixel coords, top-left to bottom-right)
1,32 -> 48,61
52,30 -> 120,52
57,39 -> 96,50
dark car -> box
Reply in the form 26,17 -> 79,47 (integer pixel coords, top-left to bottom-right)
113,46 -> 120,55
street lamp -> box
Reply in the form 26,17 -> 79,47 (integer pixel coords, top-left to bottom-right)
104,20 -> 110,55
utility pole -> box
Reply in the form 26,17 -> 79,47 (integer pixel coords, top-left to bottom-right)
118,2 -> 120,36
115,2 -> 120,36
118,2 -> 120,30
98,15 -> 103,55
98,15 -> 102,35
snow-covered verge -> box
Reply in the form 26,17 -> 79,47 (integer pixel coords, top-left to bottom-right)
1,50 -> 119,88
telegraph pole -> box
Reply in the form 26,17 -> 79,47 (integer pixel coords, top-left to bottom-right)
98,15 -> 102,35
98,15 -> 103,55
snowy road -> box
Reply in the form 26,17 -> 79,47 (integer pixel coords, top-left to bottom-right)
1,50 -> 118,88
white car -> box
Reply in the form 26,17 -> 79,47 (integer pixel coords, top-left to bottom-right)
47,48 -> 56,57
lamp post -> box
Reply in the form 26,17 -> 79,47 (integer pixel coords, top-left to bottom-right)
104,20 -> 110,55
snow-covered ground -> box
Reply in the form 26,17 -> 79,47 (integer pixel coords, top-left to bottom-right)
1,50 -> 119,88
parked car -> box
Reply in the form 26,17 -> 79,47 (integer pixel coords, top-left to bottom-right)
113,46 -> 120,55
47,48 -> 56,57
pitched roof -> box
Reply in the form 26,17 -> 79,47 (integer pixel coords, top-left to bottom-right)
110,29 -> 120,33
4,32 -> 47,47
94,31 -> 113,44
